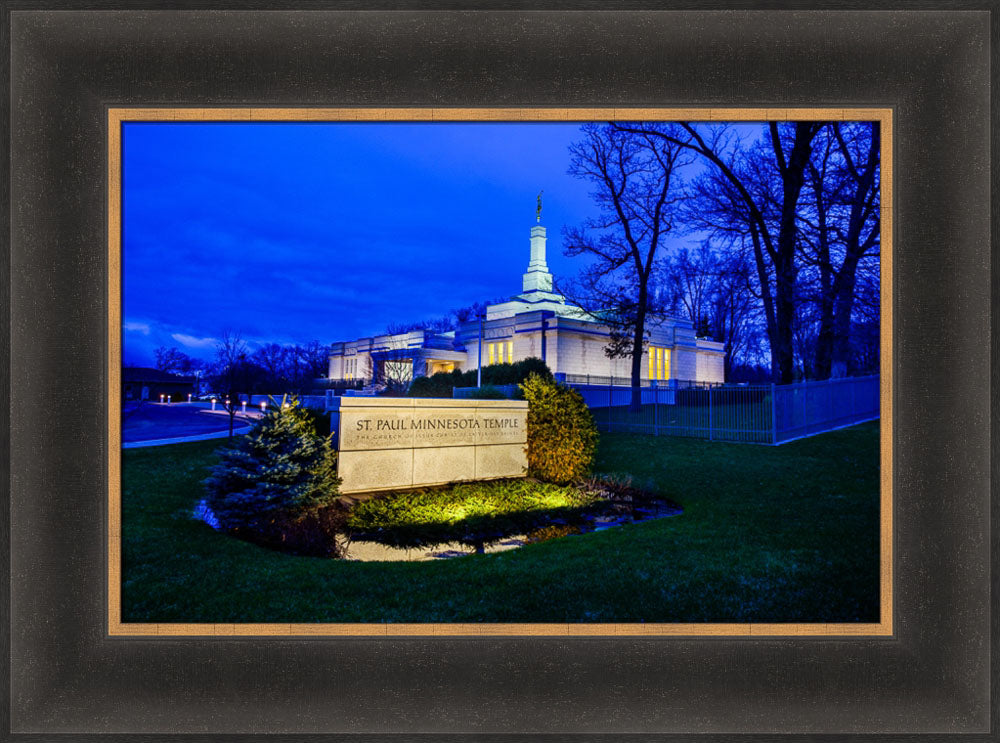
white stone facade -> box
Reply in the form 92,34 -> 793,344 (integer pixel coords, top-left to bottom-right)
328,222 -> 726,386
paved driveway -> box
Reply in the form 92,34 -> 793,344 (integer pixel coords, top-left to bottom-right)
122,403 -> 255,443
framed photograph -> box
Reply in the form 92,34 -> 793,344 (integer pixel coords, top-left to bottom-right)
110,107 -> 890,638
6,5 -> 992,739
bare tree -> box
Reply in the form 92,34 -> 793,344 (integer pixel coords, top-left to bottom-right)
208,330 -> 252,437
826,123 -> 880,377
291,341 -> 331,391
371,334 -> 415,396
614,121 -> 825,383
252,343 -> 288,390
154,346 -> 202,375
563,123 -> 692,410
796,122 -> 880,378
381,300 -> 506,337
663,244 -> 761,381
664,246 -> 714,336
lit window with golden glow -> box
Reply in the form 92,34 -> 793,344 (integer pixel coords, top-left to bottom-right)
486,341 -> 514,365
648,346 -> 671,380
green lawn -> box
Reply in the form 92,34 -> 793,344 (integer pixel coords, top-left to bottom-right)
121,422 -> 880,623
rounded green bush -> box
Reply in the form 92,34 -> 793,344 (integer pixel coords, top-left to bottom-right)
408,357 -> 553,398
520,374 -> 599,484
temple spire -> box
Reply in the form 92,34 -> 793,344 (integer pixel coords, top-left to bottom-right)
522,216 -> 553,294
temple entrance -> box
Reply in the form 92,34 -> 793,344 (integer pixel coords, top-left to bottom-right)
427,360 -> 456,375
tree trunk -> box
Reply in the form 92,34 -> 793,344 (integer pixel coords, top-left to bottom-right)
829,125 -> 879,378
630,294 -> 647,413
746,224 -> 781,384
810,162 -> 835,380
830,255 -> 861,377
774,256 -> 797,383
814,308 -> 834,380
770,121 -> 819,383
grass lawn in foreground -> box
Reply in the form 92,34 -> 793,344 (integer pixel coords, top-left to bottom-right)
121,421 -> 880,623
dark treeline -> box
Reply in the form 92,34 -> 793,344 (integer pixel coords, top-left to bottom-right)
382,299 -> 508,336
153,335 -> 330,395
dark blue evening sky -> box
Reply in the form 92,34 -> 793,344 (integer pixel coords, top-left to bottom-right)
122,122 -> 699,365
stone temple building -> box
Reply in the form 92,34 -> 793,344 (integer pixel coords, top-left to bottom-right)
327,220 -> 726,387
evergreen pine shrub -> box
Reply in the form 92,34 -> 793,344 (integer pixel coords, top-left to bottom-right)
520,374 -> 599,484
203,396 -> 342,533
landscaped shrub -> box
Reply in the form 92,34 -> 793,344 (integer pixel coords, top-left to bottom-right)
407,369 -> 464,398
465,384 -> 507,399
236,504 -> 348,558
408,357 -> 553,398
524,523 -> 581,544
202,396 -> 342,540
301,406 -> 332,436
509,356 -> 553,383
520,374 -> 599,484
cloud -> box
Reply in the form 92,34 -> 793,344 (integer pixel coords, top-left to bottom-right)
171,333 -> 218,350
124,321 -> 150,334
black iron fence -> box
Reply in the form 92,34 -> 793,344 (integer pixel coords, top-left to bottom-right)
560,374 -> 879,445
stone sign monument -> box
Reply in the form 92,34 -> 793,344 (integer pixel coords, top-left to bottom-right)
328,397 -> 529,494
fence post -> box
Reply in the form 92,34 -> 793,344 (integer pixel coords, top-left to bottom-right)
654,383 -> 659,436
609,378 -> 613,432
770,383 -> 777,445
708,386 -> 713,441
802,377 -> 808,436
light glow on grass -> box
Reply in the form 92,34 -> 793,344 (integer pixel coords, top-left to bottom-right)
346,479 -> 605,551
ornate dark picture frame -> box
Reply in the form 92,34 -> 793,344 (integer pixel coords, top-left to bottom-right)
107,104 -> 892,639
5,5 -> 992,738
